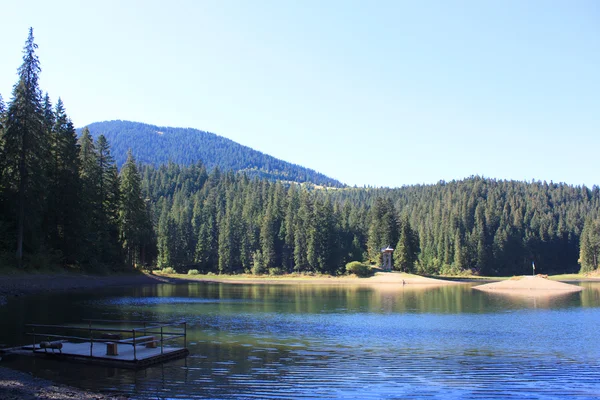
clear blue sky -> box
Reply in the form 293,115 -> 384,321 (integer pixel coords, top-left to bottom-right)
1,0 -> 598,187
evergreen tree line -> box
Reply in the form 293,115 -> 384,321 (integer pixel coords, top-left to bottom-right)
327,179 -> 600,275
0,29 -> 152,270
146,163 -> 364,275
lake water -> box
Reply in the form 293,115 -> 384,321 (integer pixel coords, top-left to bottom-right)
1,281 -> 600,399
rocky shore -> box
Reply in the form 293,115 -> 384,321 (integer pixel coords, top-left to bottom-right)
0,366 -> 125,399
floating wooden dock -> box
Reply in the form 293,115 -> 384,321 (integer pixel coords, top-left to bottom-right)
14,319 -> 189,369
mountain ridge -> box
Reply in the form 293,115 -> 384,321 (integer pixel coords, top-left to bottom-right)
79,120 -> 343,187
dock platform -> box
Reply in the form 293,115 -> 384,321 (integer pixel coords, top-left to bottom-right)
15,319 -> 189,369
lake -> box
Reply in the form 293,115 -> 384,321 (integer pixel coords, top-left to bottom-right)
1,281 -> 600,399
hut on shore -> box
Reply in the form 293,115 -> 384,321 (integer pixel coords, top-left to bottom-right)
381,246 -> 394,271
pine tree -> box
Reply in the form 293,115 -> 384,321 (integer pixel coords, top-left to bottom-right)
306,198 -> 336,273
96,135 -> 121,264
195,193 -> 218,270
2,28 -> 47,266
119,150 -> 150,268
293,192 -> 311,271
218,208 -> 234,274
579,218 -> 600,273
394,215 -> 420,272
50,99 -> 81,262
453,231 -> 464,271
105,164 -> 122,263
281,184 -> 299,272
44,94 -> 57,245
156,201 -> 172,268
78,127 -> 101,262
97,135 -> 113,215
260,204 -> 277,270
367,197 -> 398,263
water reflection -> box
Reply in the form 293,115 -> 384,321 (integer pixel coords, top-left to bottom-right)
125,281 -> 590,314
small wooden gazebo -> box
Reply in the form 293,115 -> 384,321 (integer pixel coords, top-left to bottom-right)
381,246 -> 394,271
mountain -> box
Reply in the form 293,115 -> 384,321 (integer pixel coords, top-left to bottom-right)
80,120 -> 343,187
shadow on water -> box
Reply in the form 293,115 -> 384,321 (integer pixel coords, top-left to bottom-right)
1,281 -> 600,399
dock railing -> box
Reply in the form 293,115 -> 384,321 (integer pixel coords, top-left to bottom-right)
25,319 -> 187,361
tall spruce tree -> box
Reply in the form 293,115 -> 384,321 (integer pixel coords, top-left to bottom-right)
394,215 -> 420,272
78,127 -> 101,262
119,150 -> 151,268
579,218 -> 600,273
293,191 -> 311,271
367,197 -> 398,263
49,99 -> 81,262
96,134 -> 122,264
281,184 -> 299,272
156,201 -> 173,268
260,203 -> 277,270
2,28 -> 47,266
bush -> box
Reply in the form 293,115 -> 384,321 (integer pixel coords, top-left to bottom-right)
346,261 -> 373,278
187,269 -> 199,275
251,250 -> 265,275
268,267 -> 283,276
159,267 -> 176,274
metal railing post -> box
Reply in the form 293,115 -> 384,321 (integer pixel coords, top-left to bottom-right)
133,329 -> 137,361
89,321 -> 93,357
160,326 -> 164,354
183,322 -> 187,349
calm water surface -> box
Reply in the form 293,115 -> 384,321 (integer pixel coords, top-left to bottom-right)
1,281 -> 600,399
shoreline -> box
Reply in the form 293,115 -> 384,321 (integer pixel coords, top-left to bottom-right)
0,366 -> 124,399
0,272 -> 174,305
0,270 -> 597,302
157,271 -> 464,286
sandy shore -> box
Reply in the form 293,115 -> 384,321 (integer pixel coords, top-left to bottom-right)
472,275 -> 583,296
0,366 -> 124,399
165,271 -> 460,286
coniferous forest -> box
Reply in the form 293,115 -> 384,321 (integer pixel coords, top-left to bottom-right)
1,29 -> 600,276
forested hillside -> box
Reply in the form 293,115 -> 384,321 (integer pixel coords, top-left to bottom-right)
2,29 -> 600,277
81,120 -> 342,187
144,165 -> 600,276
